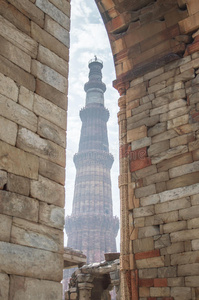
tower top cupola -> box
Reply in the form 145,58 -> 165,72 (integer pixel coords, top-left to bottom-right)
84,56 -> 106,106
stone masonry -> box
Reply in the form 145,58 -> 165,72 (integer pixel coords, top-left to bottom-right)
0,0 -> 70,299
1,0 -> 199,300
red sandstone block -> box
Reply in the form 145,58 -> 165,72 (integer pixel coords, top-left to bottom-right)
139,278 -> 154,287
130,157 -> 151,172
184,40 -> 199,56
135,249 -> 160,260
154,278 -> 167,287
147,298 -> 156,300
120,144 -> 131,158
162,298 -> 174,300
130,147 -> 147,161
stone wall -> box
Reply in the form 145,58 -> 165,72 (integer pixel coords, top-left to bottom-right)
95,0 -> 199,299
119,52 -> 199,300
0,0 -> 70,299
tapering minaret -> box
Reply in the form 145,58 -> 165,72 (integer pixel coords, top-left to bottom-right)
65,57 -> 119,263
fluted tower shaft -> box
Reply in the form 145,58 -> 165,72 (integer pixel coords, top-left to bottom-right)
66,58 -> 119,264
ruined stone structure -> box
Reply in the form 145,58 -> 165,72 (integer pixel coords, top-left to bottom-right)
66,58 -> 119,263
0,0 -> 70,298
1,0 -> 199,299
66,254 -> 120,300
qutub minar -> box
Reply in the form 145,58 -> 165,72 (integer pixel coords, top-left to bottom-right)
65,57 -> 119,264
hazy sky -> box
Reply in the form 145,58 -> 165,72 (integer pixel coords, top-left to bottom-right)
65,0 -> 120,250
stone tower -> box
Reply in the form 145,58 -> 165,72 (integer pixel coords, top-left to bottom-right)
65,57 -> 119,263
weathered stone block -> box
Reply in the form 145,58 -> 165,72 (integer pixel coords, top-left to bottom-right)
148,140 -> 170,156
39,158 -> 65,185
0,171 -> 7,190
155,234 -> 171,249
10,275 -> 62,300
192,239 -> 199,250
170,132 -> 195,148
126,82 -> 147,102
0,241 -> 63,281
158,266 -> 177,278
0,141 -> 39,179
19,86 -> 34,111
17,128 -> 65,167
0,190 -> 39,222
162,242 -> 184,255
151,145 -> 188,164
159,183 -> 199,203
139,268 -> 158,279
191,194 -> 199,205
127,115 -> 160,131
143,172 -> 169,186
171,251 -> 199,266
133,237 -> 154,253
31,175 -> 64,207
0,214 -> 12,242
189,139 -> 199,152
31,22 -> 69,62
32,60 -> 68,94
49,0 -> 70,16
163,221 -> 187,234
45,15 -> 69,47
148,82 -> 167,95
150,68 -> 179,86
0,34 -> 31,73
171,228 -> 199,243
127,125 -> 147,143
152,211 -> 178,226
178,263 -> 199,276
133,205 -> 154,218
36,79 -> 67,110
0,95 -> 37,132
138,225 -> 160,238
7,173 -> 30,196
0,116 -> 17,146
157,152 -> 193,172
136,256 -> 164,269
38,117 -> 66,148
188,218 -> 199,229
167,277 -> 184,287
38,44 -> 68,78
0,0 -> 30,35
133,165 -> 157,180
156,82 -> 184,97
148,122 -> 167,137
171,287 -> 192,300
0,72 -> 18,102
150,104 -> 169,116
185,275 -> 199,287
140,194 -> 160,206
151,129 -> 178,143
0,16 -> 37,58
39,202 -> 65,229
8,0 -> 44,27
139,286 -> 149,297
135,184 -> 156,198
155,197 -> 190,214
132,102 -> 152,116
150,287 -> 170,297
11,217 -> 63,253
167,114 -> 189,129
0,55 -> 35,91
34,94 -> 66,130
36,0 -> 70,29
179,206 -> 199,220
0,273 -> 9,300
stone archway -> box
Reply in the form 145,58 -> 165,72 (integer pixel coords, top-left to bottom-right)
1,0 -> 199,299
